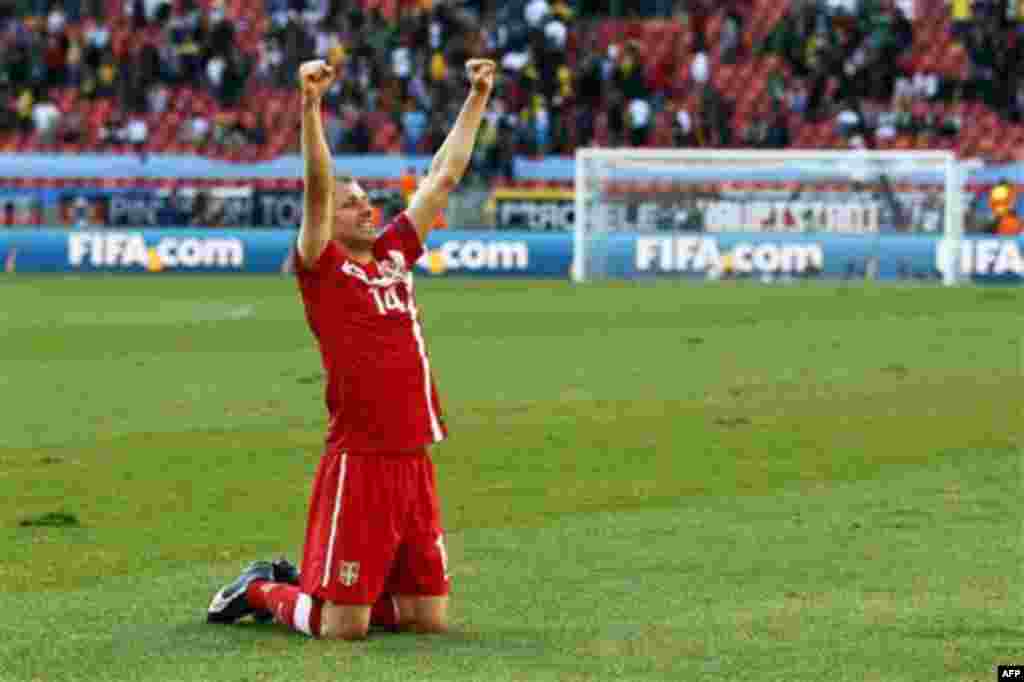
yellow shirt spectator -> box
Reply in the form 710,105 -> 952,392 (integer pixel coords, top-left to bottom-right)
990,183 -> 1017,217
99,62 -> 117,87
17,90 -> 33,120
557,65 -> 573,99
552,0 -> 575,19
478,119 -> 498,148
430,53 -> 447,82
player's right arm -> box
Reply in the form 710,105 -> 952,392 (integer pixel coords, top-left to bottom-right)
297,59 -> 337,269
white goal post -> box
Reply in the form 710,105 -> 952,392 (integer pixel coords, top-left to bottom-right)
573,148 -> 975,285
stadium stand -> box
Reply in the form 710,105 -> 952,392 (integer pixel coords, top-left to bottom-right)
0,0 -> 1023,165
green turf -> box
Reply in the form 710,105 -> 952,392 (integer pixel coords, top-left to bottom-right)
1,276 -> 1021,681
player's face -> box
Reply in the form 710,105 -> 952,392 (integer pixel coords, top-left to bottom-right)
332,181 -> 376,248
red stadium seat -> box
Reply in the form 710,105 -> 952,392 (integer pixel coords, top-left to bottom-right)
0,0 -> 1009,166
370,121 -> 400,153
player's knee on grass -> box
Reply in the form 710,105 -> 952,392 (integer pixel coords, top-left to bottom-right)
393,597 -> 419,632
320,602 -> 370,641
403,595 -> 448,635
415,617 -> 448,635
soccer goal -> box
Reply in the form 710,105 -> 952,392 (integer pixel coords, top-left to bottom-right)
573,149 -> 974,285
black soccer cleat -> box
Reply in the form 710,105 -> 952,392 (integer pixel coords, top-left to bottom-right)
251,557 -> 302,624
206,561 -> 275,625
272,557 -> 300,585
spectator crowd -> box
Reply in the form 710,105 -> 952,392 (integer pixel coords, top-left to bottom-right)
1,0 -> 1024,177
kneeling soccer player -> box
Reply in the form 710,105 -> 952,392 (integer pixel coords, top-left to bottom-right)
206,55 -> 496,639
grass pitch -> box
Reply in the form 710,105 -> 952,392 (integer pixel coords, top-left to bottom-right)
1,276 -> 1021,682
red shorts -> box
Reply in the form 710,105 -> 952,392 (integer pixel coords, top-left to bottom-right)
299,447 -> 449,605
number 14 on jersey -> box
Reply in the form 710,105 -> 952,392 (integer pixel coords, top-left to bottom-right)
370,286 -> 408,315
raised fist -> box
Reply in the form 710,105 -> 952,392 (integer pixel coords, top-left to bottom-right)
466,58 -> 496,95
298,59 -> 335,100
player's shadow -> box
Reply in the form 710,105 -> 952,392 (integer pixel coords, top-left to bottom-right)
172,619 -> 307,643
175,620 -> 550,659
365,624 -> 549,660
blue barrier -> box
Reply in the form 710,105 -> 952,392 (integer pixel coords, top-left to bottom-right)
1,153 -> 1024,184
1,183 -> 1016,234
0,153 -> 582,182
1,229 -> 1021,282
416,230 -> 570,278
0,229 -> 573,277
597,232 -> 1023,282
0,229 -> 293,273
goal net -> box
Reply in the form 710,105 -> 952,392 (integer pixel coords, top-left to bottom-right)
573,149 -> 971,285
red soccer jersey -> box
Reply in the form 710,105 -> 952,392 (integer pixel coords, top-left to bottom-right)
295,212 -> 447,453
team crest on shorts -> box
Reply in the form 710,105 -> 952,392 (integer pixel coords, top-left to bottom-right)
339,561 -> 360,587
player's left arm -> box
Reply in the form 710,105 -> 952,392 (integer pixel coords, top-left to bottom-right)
406,59 -> 496,243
